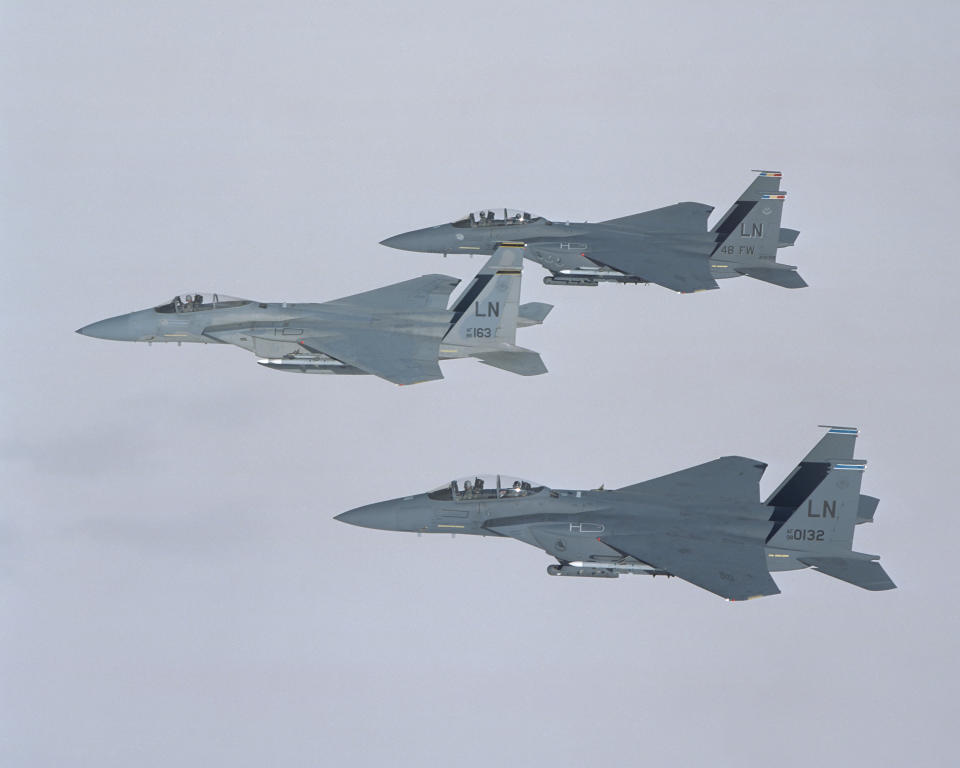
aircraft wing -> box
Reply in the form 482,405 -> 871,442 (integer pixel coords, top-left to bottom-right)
589,242 -> 718,293
602,202 -> 713,232
617,456 -> 767,503
325,274 -> 461,312
299,329 -> 443,386
600,531 -> 781,601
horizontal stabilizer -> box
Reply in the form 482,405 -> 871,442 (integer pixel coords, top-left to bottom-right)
779,228 -> 800,247
602,202 -> 713,232
737,266 -> 808,289
857,495 -> 879,524
474,348 -> 547,377
799,555 -> 896,591
517,302 -> 553,327
617,456 -> 767,503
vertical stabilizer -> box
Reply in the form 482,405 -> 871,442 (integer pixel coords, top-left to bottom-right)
766,460 -> 866,552
712,190 -> 785,263
711,170 -> 783,235
766,426 -> 859,507
445,247 -> 524,347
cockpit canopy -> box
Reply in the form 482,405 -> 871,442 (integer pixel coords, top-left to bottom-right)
427,474 -> 544,501
154,293 -> 251,314
451,209 -> 543,228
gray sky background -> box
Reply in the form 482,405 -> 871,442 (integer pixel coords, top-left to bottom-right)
3,2 -> 958,766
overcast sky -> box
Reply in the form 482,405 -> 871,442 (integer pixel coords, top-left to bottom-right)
3,2 -> 959,766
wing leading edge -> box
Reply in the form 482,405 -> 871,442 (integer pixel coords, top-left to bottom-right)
325,274 -> 461,312
602,202 -> 714,232
617,456 -> 768,504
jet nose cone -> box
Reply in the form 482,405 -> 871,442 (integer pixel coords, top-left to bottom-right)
75,315 -> 133,340
335,502 -> 399,531
379,233 -> 412,250
380,227 -> 448,253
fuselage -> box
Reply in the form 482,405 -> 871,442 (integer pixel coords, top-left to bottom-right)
76,292 -> 515,375
381,216 -> 750,285
78,296 -> 312,345
336,479 -> 809,576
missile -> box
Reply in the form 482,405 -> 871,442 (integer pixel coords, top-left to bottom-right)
256,358 -> 364,375
543,273 -> 650,286
543,276 -> 599,287
547,562 -> 671,578
548,564 -> 619,578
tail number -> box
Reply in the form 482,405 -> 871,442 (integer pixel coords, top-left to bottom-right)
786,529 -> 825,542
465,327 -> 493,338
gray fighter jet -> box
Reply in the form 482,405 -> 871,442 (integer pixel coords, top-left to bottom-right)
76,247 -> 552,385
336,427 -> 894,601
380,171 -> 804,293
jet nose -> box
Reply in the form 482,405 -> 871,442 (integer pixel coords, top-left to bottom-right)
335,502 -> 400,531
76,315 -> 134,341
379,232 -> 415,250
379,227 -> 448,253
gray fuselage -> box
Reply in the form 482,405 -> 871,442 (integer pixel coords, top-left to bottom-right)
77,296 -> 462,375
337,482 -> 806,576
381,217 -> 744,285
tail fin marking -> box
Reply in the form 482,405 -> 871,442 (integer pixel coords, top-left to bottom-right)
444,247 -> 524,346
766,460 -> 866,552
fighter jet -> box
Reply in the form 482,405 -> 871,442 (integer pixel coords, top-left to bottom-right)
380,171 -> 804,293
336,426 -> 894,601
76,247 -> 552,385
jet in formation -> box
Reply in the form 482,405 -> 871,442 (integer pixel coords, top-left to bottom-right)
336,426 -> 894,601
76,247 -> 551,386
381,171 -> 804,293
